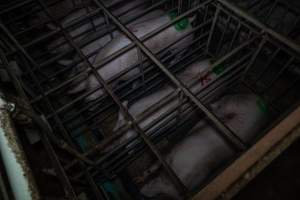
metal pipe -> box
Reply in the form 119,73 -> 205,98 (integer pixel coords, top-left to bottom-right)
218,0 -> 300,55
93,0 -> 246,151
38,0 -> 189,196
0,96 -> 40,200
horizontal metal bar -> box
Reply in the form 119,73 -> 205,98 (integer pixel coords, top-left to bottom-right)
192,105 -> 300,200
218,0 -> 300,54
94,0 -> 247,151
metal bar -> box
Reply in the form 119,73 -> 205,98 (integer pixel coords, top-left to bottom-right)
0,48 -> 79,199
0,21 -> 96,167
228,21 -> 241,52
220,125 -> 300,200
218,0 -> 300,55
254,47 -> 281,83
83,169 -> 105,200
67,48 -> 252,180
192,105 -> 300,200
206,5 -> 220,54
0,168 -> 10,200
0,97 -> 40,200
93,0 -> 246,151
48,28 -> 210,126
262,56 -> 295,92
264,0 -> 277,22
242,37 -> 266,78
39,126 -> 79,200
216,14 -> 231,56
38,0 -> 189,195
63,36 -> 255,172
31,21 -> 210,107
30,2 -> 209,100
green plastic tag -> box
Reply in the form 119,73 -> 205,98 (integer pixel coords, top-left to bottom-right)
168,11 -> 190,31
256,97 -> 268,113
212,64 -> 225,75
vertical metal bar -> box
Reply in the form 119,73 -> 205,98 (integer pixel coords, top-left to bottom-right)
264,1 -> 277,23
254,47 -> 280,82
0,169 -> 10,200
1,11 -> 105,200
137,47 -> 145,86
38,0 -> 190,196
93,0 -> 247,152
35,3 -> 109,200
218,0 -> 300,55
262,56 -> 295,92
66,40 -> 253,180
1,9 -> 98,166
0,49 -> 78,199
206,5 -> 221,54
176,89 -> 184,124
40,130 -> 79,200
84,170 -> 106,200
216,15 -> 230,56
0,23 -> 75,146
228,21 -> 241,51
242,37 -> 266,78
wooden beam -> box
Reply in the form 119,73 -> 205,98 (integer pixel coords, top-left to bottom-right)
192,105 -> 300,200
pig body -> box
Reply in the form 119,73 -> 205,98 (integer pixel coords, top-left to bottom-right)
48,0 -> 150,53
69,12 -> 194,101
140,93 -> 269,199
59,9 -> 165,65
107,59 -> 211,151
210,94 -> 269,143
141,121 -> 235,199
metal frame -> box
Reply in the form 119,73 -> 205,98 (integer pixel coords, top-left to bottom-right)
0,0 -> 300,199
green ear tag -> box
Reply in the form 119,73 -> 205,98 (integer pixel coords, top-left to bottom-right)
212,64 -> 225,75
168,11 -> 190,31
256,97 -> 268,113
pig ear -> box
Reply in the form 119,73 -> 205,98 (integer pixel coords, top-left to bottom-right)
113,101 -> 128,132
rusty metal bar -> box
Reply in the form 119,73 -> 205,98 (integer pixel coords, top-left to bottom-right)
0,96 -> 40,200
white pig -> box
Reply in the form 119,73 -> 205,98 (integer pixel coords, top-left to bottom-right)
140,93 -> 269,199
210,93 -> 269,143
48,0 -> 150,53
58,9 -> 165,65
105,59 -> 212,151
68,12 -> 195,101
